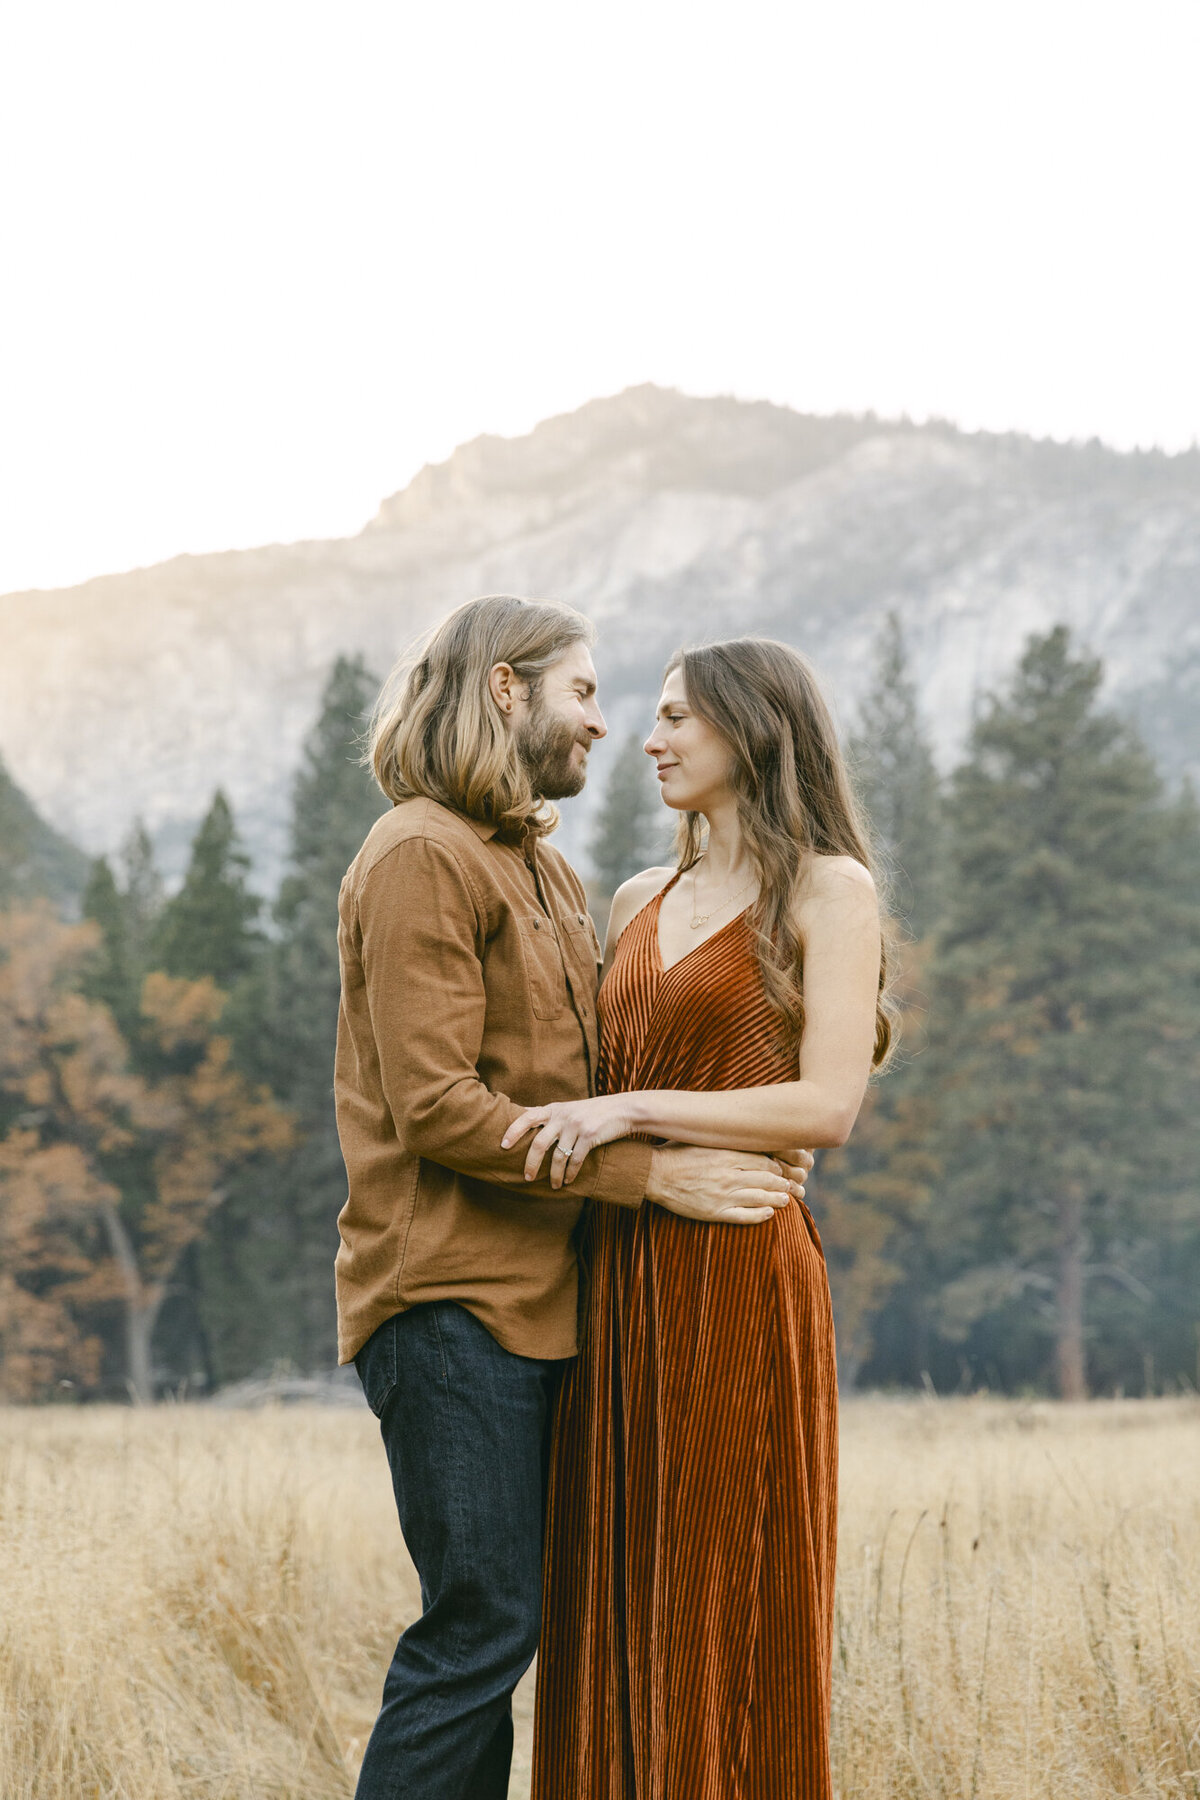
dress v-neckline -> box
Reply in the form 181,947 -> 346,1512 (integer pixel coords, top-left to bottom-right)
652,873 -> 754,978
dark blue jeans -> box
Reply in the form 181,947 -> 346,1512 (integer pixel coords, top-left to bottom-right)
353,1301 -> 566,1800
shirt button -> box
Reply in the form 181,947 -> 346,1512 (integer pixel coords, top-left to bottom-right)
532,918 -> 541,930
577,912 -> 586,925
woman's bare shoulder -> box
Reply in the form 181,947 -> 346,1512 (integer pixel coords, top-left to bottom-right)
793,853 -> 878,922
606,864 -> 677,948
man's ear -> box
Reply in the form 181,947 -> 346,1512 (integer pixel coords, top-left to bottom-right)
488,663 -> 520,715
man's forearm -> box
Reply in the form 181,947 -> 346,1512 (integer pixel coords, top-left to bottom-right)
403,1078 -> 652,1208
357,837 -> 653,1209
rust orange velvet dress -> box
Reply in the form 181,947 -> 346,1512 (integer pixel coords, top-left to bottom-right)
532,880 -> 839,1800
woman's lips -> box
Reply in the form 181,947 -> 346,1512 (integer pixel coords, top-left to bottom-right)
655,764 -> 677,782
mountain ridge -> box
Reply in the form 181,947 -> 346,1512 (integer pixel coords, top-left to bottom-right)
2,385 -> 1197,885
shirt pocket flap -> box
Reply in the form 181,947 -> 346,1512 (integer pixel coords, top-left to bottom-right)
517,912 -> 569,1020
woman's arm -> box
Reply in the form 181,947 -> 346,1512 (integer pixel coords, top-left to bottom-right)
504,856 -> 882,1186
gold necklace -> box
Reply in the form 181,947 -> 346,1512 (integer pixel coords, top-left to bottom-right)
689,866 -> 757,930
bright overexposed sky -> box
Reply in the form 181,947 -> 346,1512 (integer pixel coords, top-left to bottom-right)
1,0 -> 1197,595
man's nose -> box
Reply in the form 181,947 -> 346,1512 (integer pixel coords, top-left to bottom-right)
584,700 -> 607,740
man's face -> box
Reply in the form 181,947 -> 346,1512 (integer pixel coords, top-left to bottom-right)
515,642 -> 607,800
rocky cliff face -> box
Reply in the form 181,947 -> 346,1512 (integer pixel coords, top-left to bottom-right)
2,384 -> 1197,886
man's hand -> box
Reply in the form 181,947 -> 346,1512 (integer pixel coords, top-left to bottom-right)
645,1145 -> 804,1226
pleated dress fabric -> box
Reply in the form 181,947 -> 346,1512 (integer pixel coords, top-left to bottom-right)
532,878 -> 839,1800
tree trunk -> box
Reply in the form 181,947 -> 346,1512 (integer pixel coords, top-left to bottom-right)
126,1303 -> 158,1406
101,1203 -> 165,1405
1055,1182 -> 1088,1400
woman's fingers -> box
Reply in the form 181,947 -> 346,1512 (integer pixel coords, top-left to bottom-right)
524,1122 -> 562,1182
548,1139 -> 577,1191
564,1137 -> 593,1185
502,1108 -> 547,1150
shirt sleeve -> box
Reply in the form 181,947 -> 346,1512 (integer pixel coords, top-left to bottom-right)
355,835 -> 651,1208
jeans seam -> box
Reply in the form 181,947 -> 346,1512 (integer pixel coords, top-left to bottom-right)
428,1302 -> 452,1389
428,1309 -> 470,1686
358,1317 -> 399,1419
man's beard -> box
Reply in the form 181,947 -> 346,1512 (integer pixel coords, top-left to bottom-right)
517,700 -> 590,800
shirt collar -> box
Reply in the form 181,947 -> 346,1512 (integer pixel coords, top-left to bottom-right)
448,806 -> 543,849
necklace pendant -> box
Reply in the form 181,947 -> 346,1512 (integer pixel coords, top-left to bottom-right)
689,915 -> 706,929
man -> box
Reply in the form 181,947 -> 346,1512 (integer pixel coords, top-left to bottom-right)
335,595 -> 807,1800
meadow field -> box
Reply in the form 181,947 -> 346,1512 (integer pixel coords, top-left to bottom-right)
1,1395 -> 1198,1800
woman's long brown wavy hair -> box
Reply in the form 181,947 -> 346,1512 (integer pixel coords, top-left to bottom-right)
669,638 -> 897,1068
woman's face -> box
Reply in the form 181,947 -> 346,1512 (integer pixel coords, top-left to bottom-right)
644,667 -> 733,813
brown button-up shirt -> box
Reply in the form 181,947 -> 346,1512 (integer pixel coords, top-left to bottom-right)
333,797 -> 654,1363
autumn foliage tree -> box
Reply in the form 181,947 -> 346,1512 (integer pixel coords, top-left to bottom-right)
0,1130 -> 114,1401
0,906 -> 290,1401
100,971 -> 292,1400
0,910 -> 136,1399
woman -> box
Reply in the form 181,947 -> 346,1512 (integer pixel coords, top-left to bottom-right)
503,638 -> 892,1798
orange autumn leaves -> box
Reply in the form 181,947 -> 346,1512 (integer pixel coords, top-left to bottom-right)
0,908 -> 291,1401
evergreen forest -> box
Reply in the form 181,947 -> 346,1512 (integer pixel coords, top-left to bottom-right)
1,628 -> 1197,1402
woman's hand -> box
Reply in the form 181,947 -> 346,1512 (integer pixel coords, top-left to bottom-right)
501,1095 -> 639,1188
776,1147 -> 815,1203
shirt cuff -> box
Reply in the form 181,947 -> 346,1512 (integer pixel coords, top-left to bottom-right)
587,1137 -> 654,1209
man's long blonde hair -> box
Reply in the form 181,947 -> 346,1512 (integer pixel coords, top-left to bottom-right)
367,594 -> 594,833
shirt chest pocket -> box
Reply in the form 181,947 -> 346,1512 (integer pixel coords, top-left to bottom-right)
517,913 -> 570,1021
559,908 -> 603,978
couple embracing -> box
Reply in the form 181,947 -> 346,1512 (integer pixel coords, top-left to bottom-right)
334,595 -> 888,1799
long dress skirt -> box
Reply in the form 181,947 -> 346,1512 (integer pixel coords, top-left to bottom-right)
532,884 -> 839,1800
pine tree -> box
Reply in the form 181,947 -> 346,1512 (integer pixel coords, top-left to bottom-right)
197,657 -> 385,1375
78,825 -> 165,1046
923,627 -> 1200,1398
849,613 -> 943,939
590,731 -> 667,897
151,792 -> 261,988
130,795 -> 261,1383
272,655 -> 385,1079
119,819 -> 164,961
80,857 -> 138,1037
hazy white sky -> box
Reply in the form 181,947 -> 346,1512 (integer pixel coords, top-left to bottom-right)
1,0 -> 1197,595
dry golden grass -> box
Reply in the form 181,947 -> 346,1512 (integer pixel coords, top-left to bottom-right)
1,1396 -> 1198,1799
832,1397 -> 1200,1800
